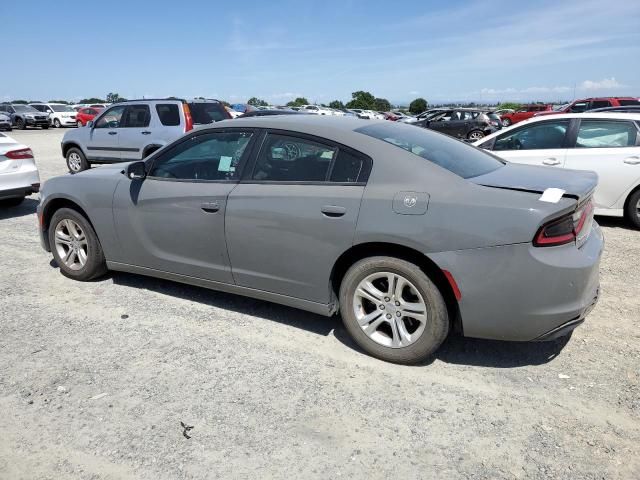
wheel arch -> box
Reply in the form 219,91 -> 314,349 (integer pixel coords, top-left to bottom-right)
623,182 -> 640,218
41,197 -> 96,250
62,142 -> 84,158
330,242 -> 462,333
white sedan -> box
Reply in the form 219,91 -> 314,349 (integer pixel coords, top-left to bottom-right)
474,112 -> 640,227
0,133 -> 40,206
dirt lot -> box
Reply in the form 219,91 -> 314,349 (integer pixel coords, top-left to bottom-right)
1,128 -> 639,479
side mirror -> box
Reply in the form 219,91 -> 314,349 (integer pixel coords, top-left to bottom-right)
124,161 -> 146,180
86,120 -> 94,128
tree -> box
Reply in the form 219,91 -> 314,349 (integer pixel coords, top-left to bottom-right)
345,91 -> 376,110
328,100 -> 345,109
12,99 -> 28,104
79,97 -> 106,104
374,97 -> 391,112
247,97 -> 268,107
497,102 -> 522,111
409,98 -> 428,114
106,92 -> 127,103
285,97 -> 309,107
48,100 -> 69,104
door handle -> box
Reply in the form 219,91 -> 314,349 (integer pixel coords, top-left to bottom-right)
141,131 -> 151,135
542,158 -> 561,166
321,205 -> 346,218
201,202 -> 220,213
623,156 -> 640,165
108,131 -> 117,135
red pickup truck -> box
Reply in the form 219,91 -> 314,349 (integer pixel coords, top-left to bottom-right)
534,97 -> 640,117
500,104 -> 553,126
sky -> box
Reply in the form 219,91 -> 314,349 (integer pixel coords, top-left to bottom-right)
2,0 -> 639,105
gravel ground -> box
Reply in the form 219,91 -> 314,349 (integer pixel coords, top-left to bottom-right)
1,128 -> 639,480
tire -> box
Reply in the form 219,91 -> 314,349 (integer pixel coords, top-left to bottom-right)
16,118 -> 26,130
1,196 -> 25,207
625,189 -> 640,229
66,147 -> 89,173
502,118 -> 511,127
467,130 -> 485,141
339,256 -> 449,364
53,118 -> 61,128
48,208 -> 107,281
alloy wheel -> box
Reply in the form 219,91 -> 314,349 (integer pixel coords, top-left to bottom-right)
468,131 -> 485,140
68,152 -> 82,172
54,219 -> 88,271
353,272 -> 428,348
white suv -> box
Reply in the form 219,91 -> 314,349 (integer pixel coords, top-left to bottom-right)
61,98 -> 231,173
30,103 -> 78,128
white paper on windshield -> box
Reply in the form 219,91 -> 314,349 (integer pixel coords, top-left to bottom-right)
218,156 -> 233,172
539,188 -> 565,203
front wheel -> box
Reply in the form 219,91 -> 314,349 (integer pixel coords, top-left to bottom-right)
49,208 -> 107,281
16,118 -> 26,130
502,118 -> 511,127
53,118 -> 61,128
339,257 -> 449,364
625,190 -> 640,229
66,147 -> 89,173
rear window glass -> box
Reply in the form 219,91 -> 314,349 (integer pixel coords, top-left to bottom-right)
355,123 -> 504,179
188,102 -> 229,124
619,99 -> 640,106
156,104 -> 180,126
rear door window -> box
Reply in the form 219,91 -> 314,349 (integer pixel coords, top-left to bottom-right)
156,104 -> 181,126
575,120 -> 637,148
619,99 -> 640,106
590,100 -> 611,109
122,105 -> 151,128
493,120 -> 570,151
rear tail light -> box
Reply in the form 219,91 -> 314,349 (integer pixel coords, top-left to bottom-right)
5,148 -> 34,159
533,199 -> 594,247
183,103 -> 194,132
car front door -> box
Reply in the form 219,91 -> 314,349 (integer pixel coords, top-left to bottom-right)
487,118 -> 571,167
564,118 -> 640,209
86,105 -> 126,162
112,129 -> 256,283
117,104 -> 153,161
225,131 -> 369,304
427,111 -> 454,135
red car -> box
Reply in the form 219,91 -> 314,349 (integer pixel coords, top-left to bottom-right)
75,107 -> 103,126
534,97 -> 640,117
500,104 -> 552,126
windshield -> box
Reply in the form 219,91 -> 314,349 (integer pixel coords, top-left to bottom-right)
553,104 -> 568,111
14,105 -> 39,112
355,123 -> 504,179
188,102 -> 229,123
51,105 -> 75,112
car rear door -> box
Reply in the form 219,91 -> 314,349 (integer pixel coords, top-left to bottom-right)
117,104 -> 153,161
112,129 -> 256,283
86,105 -> 126,162
564,118 -> 640,209
225,130 -> 370,304
487,118 -> 571,167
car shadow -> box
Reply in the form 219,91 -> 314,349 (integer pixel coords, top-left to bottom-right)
0,197 -> 38,220
595,215 -> 635,230
333,322 -> 572,368
111,272 -> 338,336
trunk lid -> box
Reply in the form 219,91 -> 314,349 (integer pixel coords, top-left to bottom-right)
469,162 -> 597,203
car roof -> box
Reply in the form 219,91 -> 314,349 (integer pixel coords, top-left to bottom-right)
475,112 -> 640,144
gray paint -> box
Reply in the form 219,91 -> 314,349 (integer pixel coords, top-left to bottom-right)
39,116 -> 603,341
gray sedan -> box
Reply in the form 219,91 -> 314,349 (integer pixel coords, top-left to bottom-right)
37,116 -> 603,364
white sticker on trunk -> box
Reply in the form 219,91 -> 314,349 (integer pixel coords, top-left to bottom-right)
539,188 -> 565,203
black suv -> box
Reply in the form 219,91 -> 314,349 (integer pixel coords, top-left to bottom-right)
415,108 -> 501,141
0,103 -> 50,130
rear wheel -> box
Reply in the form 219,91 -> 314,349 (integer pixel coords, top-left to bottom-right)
625,190 -> 640,229
66,147 -> 89,173
467,130 -> 485,141
339,257 -> 449,364
49,208 -> 107,281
